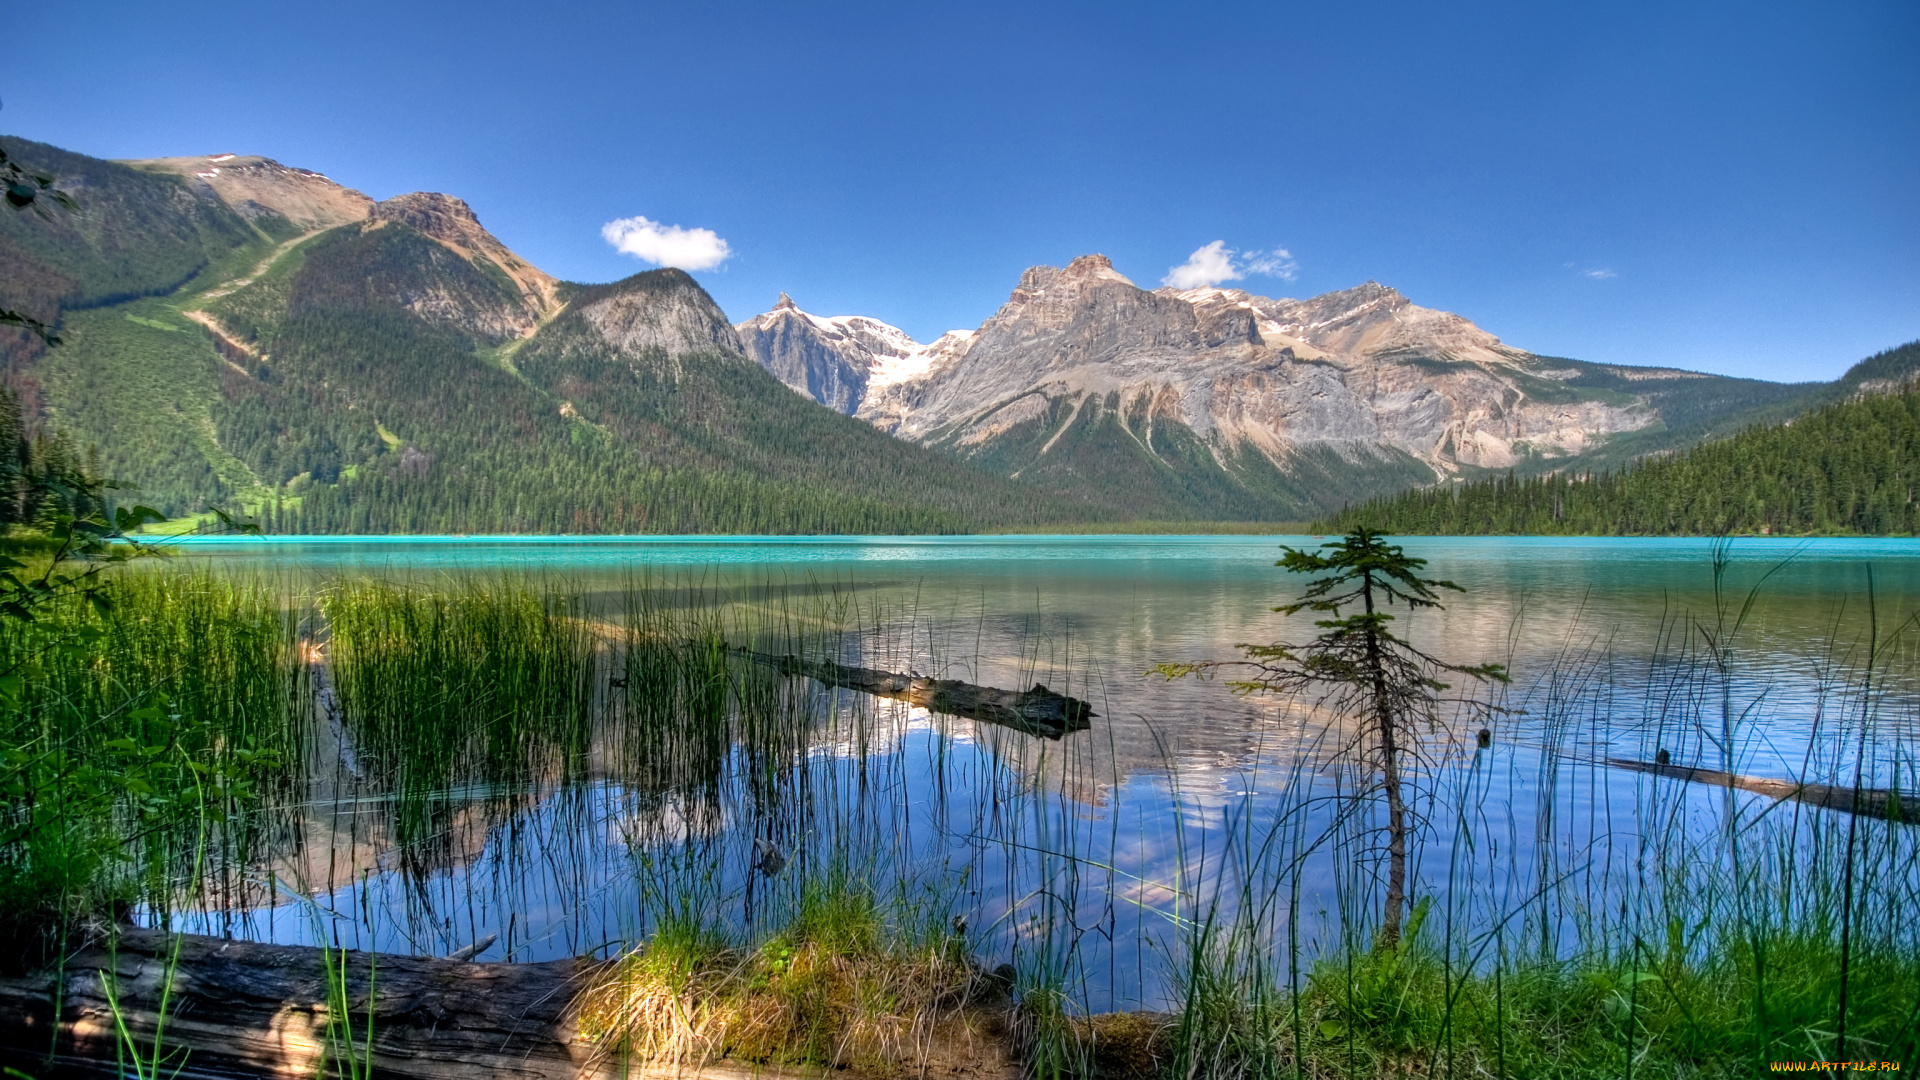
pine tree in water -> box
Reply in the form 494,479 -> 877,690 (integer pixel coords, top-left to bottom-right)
1156,528 -> 1506,947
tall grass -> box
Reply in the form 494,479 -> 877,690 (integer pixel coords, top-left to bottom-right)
321,577 -> 598,862
9,562 -> 1918,1079
0,570 -> 309,962
1132,559 -> 1920,1078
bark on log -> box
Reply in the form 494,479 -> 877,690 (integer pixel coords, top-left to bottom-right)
0,928 -> 613,1079
1606,757 -> 1920,822
730,649 -> 1094,738
0,929 -> 1017,1079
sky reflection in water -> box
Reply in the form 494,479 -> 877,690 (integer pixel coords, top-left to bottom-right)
162,536 -> 1920,1009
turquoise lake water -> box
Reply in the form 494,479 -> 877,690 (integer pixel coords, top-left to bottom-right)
158,535 -> 1920,1005
172,533 -> 1920,769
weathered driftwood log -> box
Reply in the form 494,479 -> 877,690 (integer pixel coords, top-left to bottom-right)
1606,757 -> 1920,822
730,649 -> 1094,739
0,928 -> 614,1079
0,929 -> 1018,1079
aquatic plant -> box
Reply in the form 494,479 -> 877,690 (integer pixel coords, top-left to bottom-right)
0,570 -> 307,963
8,554 -> 1918,1080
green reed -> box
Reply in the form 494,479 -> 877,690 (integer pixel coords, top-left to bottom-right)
1127,566 -> 1920,1080
295,564 -> 1920,1076
321,577 -> 600,855
0,569 -> 309,960
10,560 -> 1916,1080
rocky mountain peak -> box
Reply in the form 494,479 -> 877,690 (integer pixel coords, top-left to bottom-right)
371,193 -> 485,246
991,254 -> 1196,351
733,296 -> 937,415
1305,280 -> 1409,320
1064,253 -> 1131,281
1012,253 -> 1137,301
370,192 -> 558,318
1252,280 -> 1517,365
571,268 -> 746,363
1350,280 -> 1407,305
128,152 -> 373,231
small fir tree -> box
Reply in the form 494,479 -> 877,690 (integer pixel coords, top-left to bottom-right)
1156,528 -> 1506,947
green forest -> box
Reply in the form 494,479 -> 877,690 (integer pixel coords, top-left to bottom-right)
7,133 -> 1920,538
0,138 -> 1098,534
1320,347 -> 1920,537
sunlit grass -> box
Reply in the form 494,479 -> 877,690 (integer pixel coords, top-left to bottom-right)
578,867 -> 987,1073
0,570 -> 308,962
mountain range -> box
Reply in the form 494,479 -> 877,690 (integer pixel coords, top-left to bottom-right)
733,259 -> 1871,519
0,133 -> 1912,533
0,138 -> 1072,532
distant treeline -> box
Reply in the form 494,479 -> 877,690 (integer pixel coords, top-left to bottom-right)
1319,381 -> 1920,537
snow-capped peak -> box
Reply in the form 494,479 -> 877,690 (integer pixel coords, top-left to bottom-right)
870,328 -> 973,391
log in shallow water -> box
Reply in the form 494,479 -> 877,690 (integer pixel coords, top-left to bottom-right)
1606,757 -> 1920,822
729,648 -> 1095,738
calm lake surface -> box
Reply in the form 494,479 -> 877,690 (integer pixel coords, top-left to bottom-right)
159,535 -> 1920,1008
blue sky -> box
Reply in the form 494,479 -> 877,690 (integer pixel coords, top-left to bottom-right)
13,1 -> 1917,381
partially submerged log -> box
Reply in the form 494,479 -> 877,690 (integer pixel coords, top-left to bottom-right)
1607,757 -> 1920,822
730,649 -> 1094,739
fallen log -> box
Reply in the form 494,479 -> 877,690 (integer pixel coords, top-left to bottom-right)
729,649 -> 1094,739
0,929 -> 1020,1079
1606,757 -> 1920,822
0,928 -> 613,1079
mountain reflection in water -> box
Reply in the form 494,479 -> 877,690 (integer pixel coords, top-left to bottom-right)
154,535 -> 1920,1011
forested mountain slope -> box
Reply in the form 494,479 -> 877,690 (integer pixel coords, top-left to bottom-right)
0,136 -> 1097,533
1319,342 -> 1920,536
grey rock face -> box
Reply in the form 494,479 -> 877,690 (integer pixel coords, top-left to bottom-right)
573,269 -> 747,365
371,193 -> 560,333
734,294 -> 928,414
739,254 -> 1658,487
305,192 -> 565,346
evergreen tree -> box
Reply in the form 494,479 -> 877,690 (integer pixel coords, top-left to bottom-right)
1156,529 -> 1505,946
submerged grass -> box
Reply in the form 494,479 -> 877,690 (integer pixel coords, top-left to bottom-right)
323,577 -> 598,785
1130,552 -> 1920,1079
321,577 -> 599,859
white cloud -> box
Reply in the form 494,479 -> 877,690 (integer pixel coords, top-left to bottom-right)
1242,247 -> 1299,281
601,215 -> 732,271
1163,241 -> 1238,289
1161,241 -> 1298,289
1584,268 -> 1616,280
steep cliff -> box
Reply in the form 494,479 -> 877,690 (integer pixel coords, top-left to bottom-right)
734,294 -> 960,415
739,255 -> 1803,517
